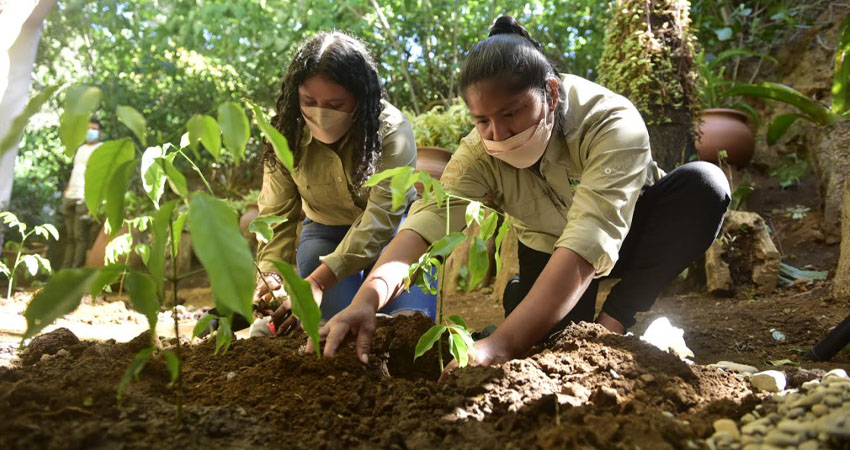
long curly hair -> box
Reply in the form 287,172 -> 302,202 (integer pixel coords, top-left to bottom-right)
263,32 -> 384,190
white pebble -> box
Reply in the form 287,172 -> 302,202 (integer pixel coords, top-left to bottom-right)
226,371 -> 236,381
714,419 -> 740,439
751,370 -> 787,392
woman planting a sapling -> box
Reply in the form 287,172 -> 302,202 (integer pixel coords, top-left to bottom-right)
319,17 -> 730,367
243,32 -> 437,331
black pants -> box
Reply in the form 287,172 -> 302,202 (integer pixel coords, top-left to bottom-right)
503,161 -> 731,332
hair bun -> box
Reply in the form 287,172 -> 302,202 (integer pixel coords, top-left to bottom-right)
488,16 -> 543,51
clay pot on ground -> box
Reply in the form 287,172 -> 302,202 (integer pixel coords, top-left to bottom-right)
696,108 -> 755,167
239,203 -> 260,240
415,146 -> 452,193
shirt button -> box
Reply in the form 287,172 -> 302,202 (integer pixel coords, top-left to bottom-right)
337,177 -> 343,182
604,168 -> 612,175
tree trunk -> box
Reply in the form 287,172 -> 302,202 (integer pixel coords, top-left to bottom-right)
833,178 -> 850,298
0,0 -> 57,246
646,110 -> 697,172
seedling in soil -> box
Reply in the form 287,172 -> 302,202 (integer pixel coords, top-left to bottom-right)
366,166 -> 510,370
0,212 -> 58,300
19,85 -> 320,420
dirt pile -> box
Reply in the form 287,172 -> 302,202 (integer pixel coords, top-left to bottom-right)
0,315 -> 764,449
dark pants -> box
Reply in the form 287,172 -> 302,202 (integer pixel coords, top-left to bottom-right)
503,161 -> 731,332
61,197 -> 91,269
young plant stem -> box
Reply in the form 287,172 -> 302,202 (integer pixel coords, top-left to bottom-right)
169,221 -> 184,426
435,195 -> 451,372
7,231 -> 31,299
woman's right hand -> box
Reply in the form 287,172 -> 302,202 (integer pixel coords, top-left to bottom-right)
313,301 -> 378,364
253,273 -> 285,317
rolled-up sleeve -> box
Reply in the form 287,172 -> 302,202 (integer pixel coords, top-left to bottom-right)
320,121 -> 417,280
556,105 -> 651,276
256,165 -> 302,274
399,141 -> 491,245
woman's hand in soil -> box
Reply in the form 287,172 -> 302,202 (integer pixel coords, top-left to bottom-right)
253,273 -> 285,317
315,302 -> 377,364
440,335 -> 511,382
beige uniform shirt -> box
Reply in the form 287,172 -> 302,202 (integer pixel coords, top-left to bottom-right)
256,100 -> 416,279
64,142 -> 101,200
400,74 -> 665,277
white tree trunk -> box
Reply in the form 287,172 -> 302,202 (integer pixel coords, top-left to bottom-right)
0,0 -> 56,246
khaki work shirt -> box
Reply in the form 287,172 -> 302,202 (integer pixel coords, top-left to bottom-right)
400,74 -> 664,277
257,100 -> 416,279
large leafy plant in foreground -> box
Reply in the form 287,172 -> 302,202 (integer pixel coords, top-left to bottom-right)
20,86 -> 321,421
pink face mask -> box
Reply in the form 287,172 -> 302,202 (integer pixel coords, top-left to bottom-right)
481,101 -> 555,169
301,106 -> 355,144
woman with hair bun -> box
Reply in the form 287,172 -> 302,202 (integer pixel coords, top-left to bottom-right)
320,17 -> 730,368
242,31 -> 437,332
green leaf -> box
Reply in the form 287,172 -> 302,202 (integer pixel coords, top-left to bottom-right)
116,105 -> 147,146
465,201 -> 483,227
22,268 -> 100,342
117,347 -> 153,403
192,314 -> 215,338
1,84 -> 60,157
767,114 -> 805,145
105,160 -> 136,234
248,215 -> 287,244
479,211 -> 498,241
0,212 -> 22,234
779,262 -> 828,281
189,194 -> 254,323
364,166 -> 415,187
494,218 -> 510,274
466,237 -> 490,292
20,255 -> 39,276
250,103 -> 293,171
726,82 -> 838,125
161,156 -> 187,197
388,168 -> 416,211
141,146 -> 166,207
84,139 -> 135,215
272,261 -> 322,357
90,264 -> 125,298
215,316 -> 233,354
31,254 -> 52,275
709,49 -> 776,70
187,114 -> 221,161
448,330 -> 469,367
714,27 -> 733,41
171,212 -> 188,260
126,271 -> 159,331
414,324 -> 446,360
831,13 -> 850,114
767,358 -> 799,367
429,232 -> 467,258
163,350 -> 180,387
149,200 -> 177,298
447,315 -> 467,328
134,243 -> 150,265
217,102 -> 250,162
59,85 -> 102,157
34,224 -> 60,241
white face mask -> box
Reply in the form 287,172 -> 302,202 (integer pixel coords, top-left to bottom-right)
301,106 -> 355,144
481,100 -> 555,169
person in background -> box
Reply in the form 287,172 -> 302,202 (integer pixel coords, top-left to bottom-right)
317,16 -> 730,368
61,118 -> 101,268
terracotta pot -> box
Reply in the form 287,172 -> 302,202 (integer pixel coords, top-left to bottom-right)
240,203 -> 260,239
695,108 -> 755,166
415,146 -> 452,193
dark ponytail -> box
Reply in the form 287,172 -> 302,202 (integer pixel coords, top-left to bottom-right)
460,16 -> 564,127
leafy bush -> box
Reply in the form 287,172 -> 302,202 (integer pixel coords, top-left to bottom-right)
408,100 -> 473,152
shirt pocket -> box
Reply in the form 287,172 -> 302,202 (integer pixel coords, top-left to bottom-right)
294,154 -> 356,219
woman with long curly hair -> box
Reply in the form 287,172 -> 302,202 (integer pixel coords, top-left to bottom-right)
252,32 -> 436,329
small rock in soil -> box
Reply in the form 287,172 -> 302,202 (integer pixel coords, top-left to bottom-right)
751,370 -> 787,392
20,328 -> 79,366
